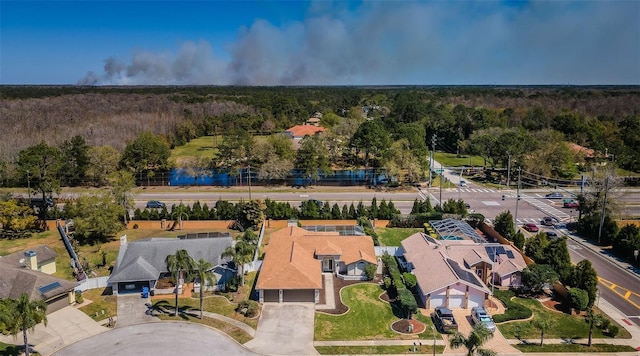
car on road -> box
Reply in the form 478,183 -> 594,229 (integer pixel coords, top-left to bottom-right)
563,201 -> 579,208
546,231 -> 559,239
432,306 -> 458,333
470,307 -> 496,333
545,192 -> 564,199
523,223 -> 539,232
459,180 -> 467,187
542,217 -> 555,226
146,200 -> 165,209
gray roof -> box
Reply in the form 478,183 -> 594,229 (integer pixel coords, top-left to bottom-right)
108,236 -> 232,284
0,245 -> 58,268
0,264 -> 77,301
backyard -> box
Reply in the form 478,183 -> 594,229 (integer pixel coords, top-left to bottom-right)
376,227 -> 423,247
315,283 -> 434,341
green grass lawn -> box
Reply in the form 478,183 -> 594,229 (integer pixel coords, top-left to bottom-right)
78,287 -> 117,321
315,283 -> 434,341
514,343 -> 636,353
496,295 -> 630,340
170,135 -> 219,159
376,227 -> 423,246
433,152 -> 485,168
316,345 -> 444,355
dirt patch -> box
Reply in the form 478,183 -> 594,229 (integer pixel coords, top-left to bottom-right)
391,319 -> 426,334
540,297 -> 571,314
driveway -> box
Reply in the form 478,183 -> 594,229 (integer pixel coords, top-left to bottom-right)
55,322 -> 258,356
116,294 -> 158,327
0,306 -> 108,356
244,303 -> 318,355
444,309 -> 521,355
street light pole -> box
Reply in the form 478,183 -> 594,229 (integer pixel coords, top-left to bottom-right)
597,175 -> 609,245
248,165 -> 252,201
430,325 -> 436,356
506,151 -> 511,189
27,169 -> 31,201
514,167 -> 521,228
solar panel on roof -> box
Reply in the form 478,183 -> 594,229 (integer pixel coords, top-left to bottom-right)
506,250 -> 515,259
496,246 -> 506,254
38,281 -> 61,294
449,260 -> 483,288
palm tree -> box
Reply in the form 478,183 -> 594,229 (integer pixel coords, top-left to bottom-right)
170,202 -> 189,230
165,249 -> 195,316
222,230 -> 258,287
533,317 -> 552,347
586,308 -> 603,347
2,293 -> 48,356
449,323 -> 495,356
194,258 -> 216,319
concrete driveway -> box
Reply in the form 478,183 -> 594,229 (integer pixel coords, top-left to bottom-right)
445,309 -> 521,354
55,322 -> 258,356
116,294 -> 158,327
0,306 -> 108,356
244,303 -> 318,355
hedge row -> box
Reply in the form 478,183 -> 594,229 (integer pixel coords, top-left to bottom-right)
492,290 -> 533,323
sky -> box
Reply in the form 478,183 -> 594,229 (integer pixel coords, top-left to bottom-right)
1,0 -> 639,86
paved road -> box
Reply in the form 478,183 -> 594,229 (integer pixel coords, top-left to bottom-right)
565,236 -> 640,326
55,322 -> 258,356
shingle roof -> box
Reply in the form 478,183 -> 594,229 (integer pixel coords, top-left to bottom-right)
256,226 -> 376,290
0,264 -> 77,301
0,245 -> 58,267
108,236 -> 232,284
402,232 -> 492,295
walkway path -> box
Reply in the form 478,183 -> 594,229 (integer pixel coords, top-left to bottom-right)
315,273 -> 336,310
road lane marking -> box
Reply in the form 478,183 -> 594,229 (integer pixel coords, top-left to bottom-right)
625,291 -> 631,299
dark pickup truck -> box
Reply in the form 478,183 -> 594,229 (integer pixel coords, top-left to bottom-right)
432,306 -> 458,332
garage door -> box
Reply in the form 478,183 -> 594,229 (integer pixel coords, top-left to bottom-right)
468,292 -> 485,309
47,293 -> 70,313
448,295 -> 465,309
263,290 -> 279,303
429,294 -> 446,309
283,289 -> 315,302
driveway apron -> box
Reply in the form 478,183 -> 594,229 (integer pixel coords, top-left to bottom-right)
444,309 -> 521,354
244,303 -> 318,355
116,294 -> 158,327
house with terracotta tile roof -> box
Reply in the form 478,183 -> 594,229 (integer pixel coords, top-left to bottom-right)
284,123 -> 326,148
256,225 -> 377,303
401,231 -> 525,309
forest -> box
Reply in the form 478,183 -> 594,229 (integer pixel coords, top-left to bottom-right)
0,85 -> 639,189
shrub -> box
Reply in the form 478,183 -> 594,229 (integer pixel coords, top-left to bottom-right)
605,324 -> 619,337
402,272 -> 417,289
75,290 -> 84,304
492,290 -> 533,323
133,223 -> 139,229
383,277 -> 392,290
364,264 -> 377,280
236,300 -> 259,318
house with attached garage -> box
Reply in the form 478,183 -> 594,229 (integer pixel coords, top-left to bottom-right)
401,231 -> 525,309
256,225 -> 377,303
107,234 -> 234,295
0,246 -> 78,313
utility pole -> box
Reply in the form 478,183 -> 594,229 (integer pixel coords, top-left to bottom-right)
248,165 -> 252,201
506,151 -> 511,189
27,169 -> 31,201
439,171 -> 443,209
428,134 -> 436,192
597,175 -> 609,245
514,167 -> 521,228
457,167 -> 463,201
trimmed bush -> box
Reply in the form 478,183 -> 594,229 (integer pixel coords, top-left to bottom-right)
493,290 -> 533,323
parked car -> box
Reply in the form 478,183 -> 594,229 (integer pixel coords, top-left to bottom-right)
563,201 -> 579,208
523,223 -> 539,232
545,192 -> 564,199
146,200 -> 165,209
470,307 -> 496,333
432,306 -> 458,332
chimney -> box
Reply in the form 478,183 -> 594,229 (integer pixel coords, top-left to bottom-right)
24,250 -> 37,270
120,234 -> 128,246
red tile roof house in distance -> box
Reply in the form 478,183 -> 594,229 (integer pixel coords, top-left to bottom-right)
256,225 -> 376,303
401,232 -> 526,309
284,123 -> 326,148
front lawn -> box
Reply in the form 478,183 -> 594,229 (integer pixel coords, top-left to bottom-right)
433,152 -> 485,168
496,293 -> 630,340
78,287 -> 117,321
514,343 -> 636,353
377,228 -> 423,247
315,283 -> 434,340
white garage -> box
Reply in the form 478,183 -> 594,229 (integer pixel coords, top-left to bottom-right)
468,291 -> 485,308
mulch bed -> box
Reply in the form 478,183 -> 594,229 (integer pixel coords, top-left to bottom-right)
540,297 -> 571,314
391,318 -> 426,334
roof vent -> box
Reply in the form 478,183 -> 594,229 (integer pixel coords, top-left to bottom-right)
24,250 -> 36,257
